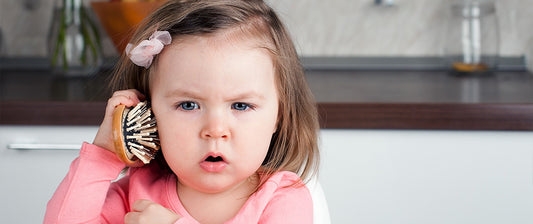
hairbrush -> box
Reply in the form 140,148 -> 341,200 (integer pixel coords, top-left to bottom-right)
112,101 -> 160,166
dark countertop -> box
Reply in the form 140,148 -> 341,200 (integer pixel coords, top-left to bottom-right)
2,64 -> 533,130
306,70 -> 533,103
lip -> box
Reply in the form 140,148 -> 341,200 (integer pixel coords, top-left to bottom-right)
200,161 -> 227,173
200,152 -> 227,173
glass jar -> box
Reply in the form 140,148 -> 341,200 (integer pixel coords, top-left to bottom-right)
443,0 -> 499,74
47,0 -> 102,76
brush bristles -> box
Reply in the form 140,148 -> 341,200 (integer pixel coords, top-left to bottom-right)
122,101 -> 160,164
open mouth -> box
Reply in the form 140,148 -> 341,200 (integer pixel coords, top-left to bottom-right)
200,154 -> 227,172
205,156 -> 224,162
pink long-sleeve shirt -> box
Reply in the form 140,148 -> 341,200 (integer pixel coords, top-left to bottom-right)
44,142 -> 312,223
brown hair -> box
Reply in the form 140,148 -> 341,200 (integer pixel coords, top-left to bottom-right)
110,0 -> 319,186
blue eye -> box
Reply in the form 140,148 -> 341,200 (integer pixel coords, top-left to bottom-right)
178,101 -> 199,110
232,102 -> 252,111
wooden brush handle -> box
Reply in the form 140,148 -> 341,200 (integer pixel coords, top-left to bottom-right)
112,104 -> 142,167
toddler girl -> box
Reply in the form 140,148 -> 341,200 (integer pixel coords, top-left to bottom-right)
45,0 -> 319,223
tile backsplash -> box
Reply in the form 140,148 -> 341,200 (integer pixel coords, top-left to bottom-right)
1,0 -> 532,58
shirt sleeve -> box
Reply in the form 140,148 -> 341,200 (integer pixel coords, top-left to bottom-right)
44,142 -> 126,224
258,184 -> 314,224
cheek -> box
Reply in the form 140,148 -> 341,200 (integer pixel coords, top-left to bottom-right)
237,116 -> 277,161
154,112 -> 196,163
159,123 -> 184,161
152,100 -> 195,144
158,124 -> 198,175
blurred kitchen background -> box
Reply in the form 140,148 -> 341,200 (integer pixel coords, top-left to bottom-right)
1,0 -> 532,62
1,1 -> 533,224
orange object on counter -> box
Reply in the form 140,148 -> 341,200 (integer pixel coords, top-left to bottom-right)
452,62 -> 489,72
91,1 -> 166,53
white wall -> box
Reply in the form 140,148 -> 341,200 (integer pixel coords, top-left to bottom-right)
1,0 -> 532,57
268,0 -> 533,57
318,129 -> 533,224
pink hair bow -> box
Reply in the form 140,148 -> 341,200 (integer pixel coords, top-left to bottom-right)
125,31 -> 172,68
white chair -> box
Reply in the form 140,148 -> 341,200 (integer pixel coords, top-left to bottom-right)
306,179 -> 331,224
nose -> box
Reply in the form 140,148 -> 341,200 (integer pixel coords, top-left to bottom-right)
200,110 -> 230,140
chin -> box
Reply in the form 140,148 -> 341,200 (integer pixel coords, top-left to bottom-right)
196,174 -> 254,194
194,180 -> 236,194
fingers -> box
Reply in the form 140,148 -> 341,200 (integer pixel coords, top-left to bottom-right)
104,90 -> 146,119
124,212 -> 142,224
124,199 -> 181,224
131,199 -> 154,212
124,199 -> 154,224
112,89 -> 146,107
108,90 -> 145,111
92,89 -> 146,152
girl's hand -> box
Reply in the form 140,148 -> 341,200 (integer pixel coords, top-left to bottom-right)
93,89 -> 145,154
124,199 -> 181,224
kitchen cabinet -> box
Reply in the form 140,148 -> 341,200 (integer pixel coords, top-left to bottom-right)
2,126 -> 531,223
319,129 -> 533,224
0,125 -> 98,223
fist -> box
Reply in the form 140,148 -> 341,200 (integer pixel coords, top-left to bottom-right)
124,199 -> 181,224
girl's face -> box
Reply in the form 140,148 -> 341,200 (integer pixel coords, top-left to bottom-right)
150,33 -> 279,194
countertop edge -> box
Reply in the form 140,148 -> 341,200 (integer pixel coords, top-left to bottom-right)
2,101 -> 533,130
0,101 -> 106,126
317,103 -> 533,130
